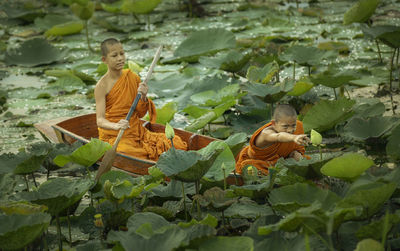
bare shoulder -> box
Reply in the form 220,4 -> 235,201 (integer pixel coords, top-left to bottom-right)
260,127 -> 276,136
95,75 -> 113,96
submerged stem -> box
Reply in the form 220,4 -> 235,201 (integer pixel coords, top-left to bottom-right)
56,215 -> 63,251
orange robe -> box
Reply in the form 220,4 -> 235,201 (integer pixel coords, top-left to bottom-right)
235,120 -> 307,175
98,69 -> 187,160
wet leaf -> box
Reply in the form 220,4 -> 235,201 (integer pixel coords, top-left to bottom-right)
5,38 -> 67,67
344,116 -> 399,141
44,21 -> 84,36
279,45 -> 336,66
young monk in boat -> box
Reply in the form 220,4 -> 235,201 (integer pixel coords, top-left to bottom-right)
94,38 -> 187,160
235,104 -> 310,175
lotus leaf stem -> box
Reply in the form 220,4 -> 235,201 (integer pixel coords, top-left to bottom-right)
67,208 -> 72,243
221,210 -> 226,227
195,180 -> 201,219
85,20 -> 94,52
222,165 -> 227,190
233,170 -> 239,186
181,181 -> 188,221
31,172 -> 38,188
303,222 -> 333,251
375,40 -> 383,63
133,13 -> 140,23
146,15 -> 151,31
41,232 -> 48,251
56,214 -> 63,251
170,138 -> 175,149
308,66 -> 311,76
319,146 -> 322,161
389,49 -> 396,114
293,63 -> 296,79
344,86 -> 351,99
23,175 -> 29,191
333,88 -> 337,100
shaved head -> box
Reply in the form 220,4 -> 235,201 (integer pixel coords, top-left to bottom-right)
273,104 -> 297,122
101,38 -> 121,57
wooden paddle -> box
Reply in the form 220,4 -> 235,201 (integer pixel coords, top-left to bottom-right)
95,46 -> 163,181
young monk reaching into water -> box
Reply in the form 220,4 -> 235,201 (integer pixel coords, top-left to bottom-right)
235,104 -> 310,175
95,38 -> 187,160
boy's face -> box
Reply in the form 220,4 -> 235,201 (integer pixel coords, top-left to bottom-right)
273,116 -> 297,134
102,43 -> 125,71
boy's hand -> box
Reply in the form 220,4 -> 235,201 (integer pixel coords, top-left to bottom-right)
293,134 -> 310,146
137,82 -> 148,101
115,119 -> 129,130
289,150 -> 303,161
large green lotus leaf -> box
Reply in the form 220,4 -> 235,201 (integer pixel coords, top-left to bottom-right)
5,38 -> 67,67
387,124 -> 400,160
354,239 -> 384,251
47,75 -> 86,93
244,79 -> 295,104
34,14 -> 76,30
258,202 -> 358,235
185,112 -> 216,132
311,69 -> 358,88
0,173 -> 18,201
246,61 -> 279,84
122,0 -> 162,14
0,213 -> 51,250
343,116 -> 399,141
302,98 -> 356,133
202,142 -> 235,181
321,153 -> 374,181
199,50 -> 250,73
224,198 -> 274,219
149,179 -> 195,198
0,151 -> 37,174
356,212 -> 400,240
353,101 -> 386,118
224,132 -> 247,157
13,154 -> 47,175
350,75 -> 386,86
44,21 -> 84,36
195,187 -> 237,211
361,25 -> 400,48
71,1 -> 95,20
101,0 -> 123,13
228,178 -> 273,199
54,138 -> 111,167
108,225 -> 188,251
198,236 -> 254,251
2,3 -> 45,22
287,77 -> 314,96
148,73 -> 192,98
154,102 -> 177,125
183,105 -> 210,119
171,29 -> 236,63
269,183 -> 341,213
337,182 -> 396,219
110,179 -> 143,200
317,41 -> 350,54
0,201 -> 47,215
178,214 -> 218,228
279,45 -> 336,66
127,212 -> 170,232
19,177 -> 94,216
275,152 -> 343,179
343,0 -> 381,25
156,145 -> 224,182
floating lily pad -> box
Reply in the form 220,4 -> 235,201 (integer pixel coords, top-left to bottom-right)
302,98 -> 356,133
279,45 -> 335,66
0,213 -> 51,250
343,0 -> 381,25
321,153 -> 374,181
5,38 -> 67,67
344,116 -> 399,141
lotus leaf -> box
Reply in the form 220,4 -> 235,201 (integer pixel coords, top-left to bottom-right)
337,182 -> 396,219
149,180 -> 195,198
244,79 -> 295,104
195,187 -> 237,211
353,101 -> 386,118
5,38 -> 67,67
224,132 -> 247,157
19,177 -> 93,216
0,213 -> 51,250
101,0 -> 123,13
350,75 -> 386,86
185,111 -> 216,132
156,144 -> 224,182
344,116 -> 399,141
183,105 -> 210,119
318,41 -> 350,54
321,153 -> 374,181
178,214 -> 218,228
356,212 -> 400,240
154,102 -> 177,125
361,25 -> 400,48
310,129 -> 322,145
13,154 -> 47,175
279,45 -> 335,66
343,0 -> 381,25
246,61 -> 279,84
0,173 -> 17,201
2,3 -> 45,22
268,183 -> 341,213
198,236 -> 254,251
224,198 -> 274,219
387,124 -> 400,160
302,98 -> 356,132
199,50 -> 250,73
287,77 -> 314,96
143,206 -> 175,220
44,21 -> 84,36
171,28 -> 236,63
34,14 -> 75,30
311,69 -> 358,88
54,138 -> 111,167
104,179 -> 143,203
127,212 -> 170,232
0,201 -> 47,215
122,0 -> 162,14
354,239 -> 384,251
71,1 -> 95,20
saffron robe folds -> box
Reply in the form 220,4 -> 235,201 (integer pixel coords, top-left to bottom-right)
98,69 -> 187,160
235,120 -> 307,175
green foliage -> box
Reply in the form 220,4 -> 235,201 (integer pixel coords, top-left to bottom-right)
44,21 -> 84,36
387,124 -> 400,160
344,116 -> 399,141
343,0 -> 381,25
246,61 -> 279,84
71,1 -> 95,20
122,0 -> 162,14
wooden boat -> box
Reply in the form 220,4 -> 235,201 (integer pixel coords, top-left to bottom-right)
34,113 -> 244,185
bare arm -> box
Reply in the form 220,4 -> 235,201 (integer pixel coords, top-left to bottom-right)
255,129 -> 310,148
94,80 -> 129,130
